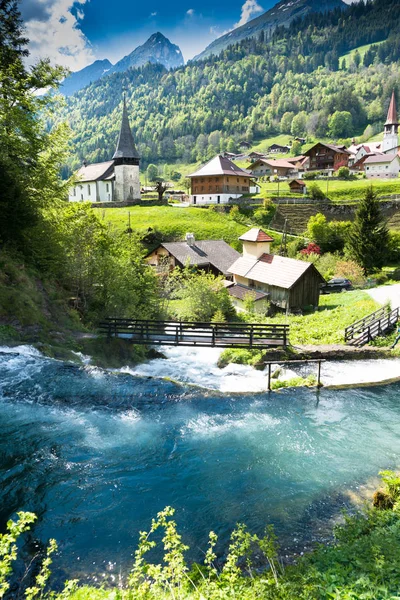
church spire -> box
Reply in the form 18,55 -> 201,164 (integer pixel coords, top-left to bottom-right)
112,96 -> 140,161
385,90 -> 398,126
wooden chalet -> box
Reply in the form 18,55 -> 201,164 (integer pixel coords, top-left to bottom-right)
305,143 -> 350,172
268,143 -> 291,154
227,228 -> 324,311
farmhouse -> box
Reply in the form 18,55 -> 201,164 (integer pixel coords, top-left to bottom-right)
364,153 -> 400,179
188,155 -> 259,205
227,228 -> 324,311
145,233 -> 241,277
247,158 -> 296,178
69,97 -> 140,203
305,143 -> 350,173
268,143 -> 291,154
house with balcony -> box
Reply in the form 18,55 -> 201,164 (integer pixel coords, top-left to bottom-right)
304,143 -> 350,173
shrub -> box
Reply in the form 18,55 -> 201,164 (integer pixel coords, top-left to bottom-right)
337,166 -> 350,179
300,243 -> 321,256
308,183 -> 326,200
315,252 -> 339,280
335,259 -> 366,286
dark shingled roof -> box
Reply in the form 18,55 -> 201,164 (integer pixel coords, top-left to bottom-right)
228,284 -> 269,302
155,240 -> 241,275
112,98 -> 140,160
75,160 -> 114,182
188,155 -> 252,178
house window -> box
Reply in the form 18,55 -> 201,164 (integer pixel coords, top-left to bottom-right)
73,187 -> 76,196
249,280 -> 255,288
130,186 -> 134,195
106,183 -> 109,192
88,184 -> 91,195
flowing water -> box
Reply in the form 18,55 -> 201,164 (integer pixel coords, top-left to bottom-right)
1,344 -> 400,585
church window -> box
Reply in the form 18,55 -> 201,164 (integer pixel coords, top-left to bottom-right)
73,187 -> 76,196
106,183 -> 109,192
130,186 -> 134,195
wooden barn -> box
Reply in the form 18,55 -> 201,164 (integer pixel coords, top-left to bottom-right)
289,179 -> 307,194
227,228 -> 325,311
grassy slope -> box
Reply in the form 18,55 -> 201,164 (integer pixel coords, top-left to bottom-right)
268,290 -> 380,345
339,40 -> 386,63
94,205 -> 281,251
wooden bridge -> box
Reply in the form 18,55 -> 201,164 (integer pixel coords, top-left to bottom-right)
345,306 -> 399,347
99,318 -> 289,349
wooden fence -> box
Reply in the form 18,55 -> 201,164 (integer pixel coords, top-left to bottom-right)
345,307 -> 399,347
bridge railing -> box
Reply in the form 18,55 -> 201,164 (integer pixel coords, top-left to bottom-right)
345,307 -> 399,347
345,306 -> 390,343
99,318 -> 290,348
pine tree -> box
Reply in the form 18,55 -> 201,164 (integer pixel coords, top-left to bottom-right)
346,187 -> 389,274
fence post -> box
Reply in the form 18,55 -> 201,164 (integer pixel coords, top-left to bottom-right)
268,363 -> 272,392
317,361 -> 322,389
212,326 -> 216,347
250,326 -> 253,348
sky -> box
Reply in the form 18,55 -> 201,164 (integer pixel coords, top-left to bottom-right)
20,0 -> 357,73
20,0 -> 274,71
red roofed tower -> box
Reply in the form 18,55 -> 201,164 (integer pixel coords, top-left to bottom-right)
383,90 -> 399,153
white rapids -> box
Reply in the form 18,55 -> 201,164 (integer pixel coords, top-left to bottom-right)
121,346 -> 400,393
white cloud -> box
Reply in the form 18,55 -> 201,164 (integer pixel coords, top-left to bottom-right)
24,0 -> 94,71
186,8 -> 195,16
233,0 -> 263,28
150,11 -> 157,17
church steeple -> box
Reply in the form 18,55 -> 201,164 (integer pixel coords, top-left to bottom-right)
112,96 -> 140,163
383,90 -> 399,153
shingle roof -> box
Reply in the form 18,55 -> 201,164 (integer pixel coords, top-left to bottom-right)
157,240 -> 241,275
75,160 -> 114,182
112,98 -> 140,160
249,158 -> 295,169
239,228 -> 274,242
386,91 -> 398,126
228,253 -> 324,289
305,143 -> 350,156
364,153 -> 398,164
188,155 -> 251,177
228,284 -> 269,302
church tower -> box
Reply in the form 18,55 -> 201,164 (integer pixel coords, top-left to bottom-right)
112,96 -> 141,201
383,90 -> 399,154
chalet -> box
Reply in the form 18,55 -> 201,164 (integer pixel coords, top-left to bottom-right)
68,97 -> 140,203
268,143 -> 291,154
293,137 -> 306,144
304,143 -> 350,173
285,155 -> 310,171
145,233 -> 241,277
247,158 -> 296,178
248,151 -> 267,160
239,141 -> 251,149
188,155 -> 258,205
364,153 -> 400,179
289,179 -> 307,194
227,228 -> 325,311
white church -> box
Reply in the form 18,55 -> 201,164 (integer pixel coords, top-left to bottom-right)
69,97 -> 140,203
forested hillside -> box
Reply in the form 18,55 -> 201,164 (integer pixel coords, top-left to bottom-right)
60,0 -> 400,174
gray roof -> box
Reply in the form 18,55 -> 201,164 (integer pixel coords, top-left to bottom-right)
188,155 -> 252,178
228,253 -> 324,289
158,240 -> 241,275
228,284 -> 269,302
112,98 -> 140,160
364,153 -> 398,164
75,160 -> 114,182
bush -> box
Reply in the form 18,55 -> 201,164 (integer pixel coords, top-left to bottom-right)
314,252 -> 339,280
308,183 -> 326,201
300,242 -> 321,256
335,259 -> 366,287
337,166 -> 350,179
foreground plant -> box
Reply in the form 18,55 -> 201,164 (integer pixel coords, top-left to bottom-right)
1,471 -> 400,599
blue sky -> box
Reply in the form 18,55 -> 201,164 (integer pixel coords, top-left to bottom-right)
20,0 -> 277,71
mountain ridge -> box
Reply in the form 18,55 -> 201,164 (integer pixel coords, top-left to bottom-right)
61,32 -> 184,97
194,0 -> 345,61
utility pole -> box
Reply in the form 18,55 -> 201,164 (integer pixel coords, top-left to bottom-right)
279,218 -> 288,256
